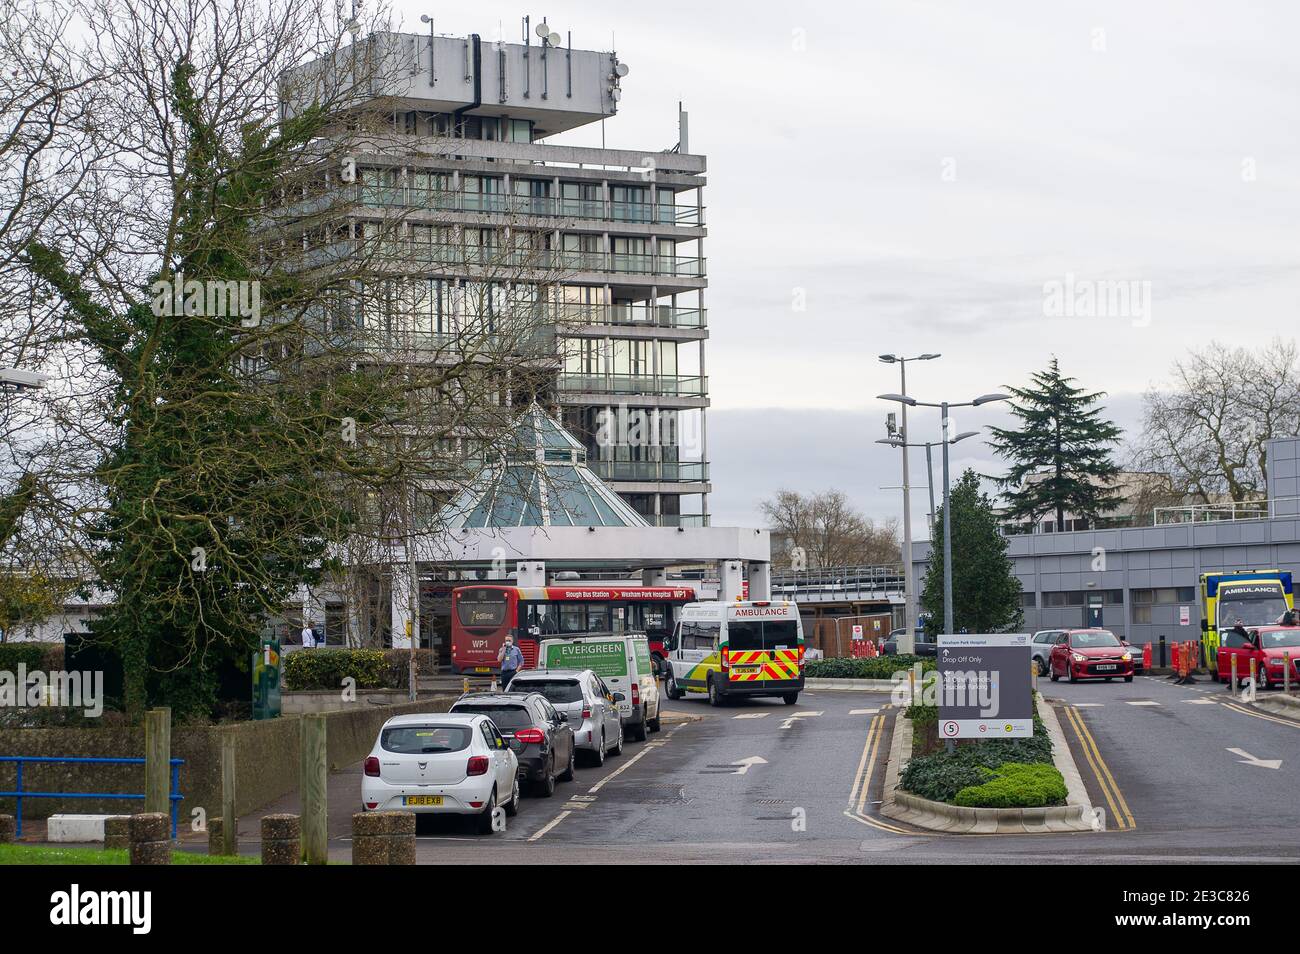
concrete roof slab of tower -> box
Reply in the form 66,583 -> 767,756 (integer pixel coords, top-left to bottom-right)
284,33 -> 624,137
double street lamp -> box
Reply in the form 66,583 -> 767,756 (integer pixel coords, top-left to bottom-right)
877,354 -> 940,654
877,390 -> 1009,636
876,428 -> 980,532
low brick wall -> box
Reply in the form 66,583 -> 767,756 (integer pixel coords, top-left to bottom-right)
282,689 -> 413,715
0,694 -> 458,824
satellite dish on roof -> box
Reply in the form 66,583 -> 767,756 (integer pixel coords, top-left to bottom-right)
614,62 -> 629,77
548,31 -> 563,46
535,22 -> 550,37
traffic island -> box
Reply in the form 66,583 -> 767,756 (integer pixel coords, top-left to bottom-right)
880,694 -> 1098,835
1252,692 -> 1300,719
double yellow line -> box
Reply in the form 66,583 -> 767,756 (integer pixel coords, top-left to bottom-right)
1221,700 -> 1300,729
844,710 -> 914,835
1062,705 -> 1135,831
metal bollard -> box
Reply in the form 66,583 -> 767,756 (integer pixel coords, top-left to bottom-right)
1231,654 -> 1238,693
1159,635 -> 1167,668
128,812 -> 171,865
1030,659 -> 1038,693
1285,652 -> 1292,695
103,816 -> 130,851
260,813 -> 301,866
1249,657 -> 1257,688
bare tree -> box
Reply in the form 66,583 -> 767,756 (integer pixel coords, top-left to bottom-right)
762,488 -> 900,568
8,0 -> 573,713
1132,339 -> 1300,503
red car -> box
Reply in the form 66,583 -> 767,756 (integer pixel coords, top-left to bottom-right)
1048,628 -> 1135,683
1212,624 -> 1300,687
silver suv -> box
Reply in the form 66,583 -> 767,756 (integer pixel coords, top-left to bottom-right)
1030,630 -> 1065,675
507,669 -> 624,767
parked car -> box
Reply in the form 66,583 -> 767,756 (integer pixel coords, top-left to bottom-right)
882,628 -> 937,657
537,633 -> 661,739
507,667 -> 623,766
1211,624 -> 1300,687
362,712 -> 519,834
1121,638 -> 1147,673
1030,630 -> 1065,675
1048,628 -> 1134,683
450,691 -> 576,796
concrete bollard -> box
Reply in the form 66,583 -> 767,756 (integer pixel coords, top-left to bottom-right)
352,811 -> 416,865
103,816 -> 130,851
0,814 -> 15,845
207,817 -> 225,856
128,812 -> 171,865
261,813 -> 301,865
387,811 -> 416,865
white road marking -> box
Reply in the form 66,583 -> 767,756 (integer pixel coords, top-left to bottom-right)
1185,699 -> 1219,705
587,740 -> 660,793
729,756 -> 768,775
1071,703 -> 1104,708
779,710 -> 824,729
733,712 -> 769,719
849,708 -> 879,715
527,810 -> 571,842
1227,747 -> 1283,770
1126,701 -> 1161,706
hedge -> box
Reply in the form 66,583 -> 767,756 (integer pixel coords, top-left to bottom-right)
900,701 -> 1057,803
0,643 -> 62,673
804,655 -> 936,680
282,648 -> 389,691
282,647 -> 442,691
952,762 -> 1068,808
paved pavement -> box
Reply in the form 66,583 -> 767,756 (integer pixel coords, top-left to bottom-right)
176,675 -> 1300,864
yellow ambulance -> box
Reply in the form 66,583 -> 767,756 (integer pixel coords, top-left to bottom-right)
662,601 -> 805,706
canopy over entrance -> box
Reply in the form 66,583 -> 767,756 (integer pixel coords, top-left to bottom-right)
444,403 -> 649,530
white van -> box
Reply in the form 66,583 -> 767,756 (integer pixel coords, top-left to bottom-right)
537,633 -> 661,740
663,601 -> 805,706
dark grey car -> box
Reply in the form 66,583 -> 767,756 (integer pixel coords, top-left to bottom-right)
450,691 -> 576,797
882,628 -> 938,657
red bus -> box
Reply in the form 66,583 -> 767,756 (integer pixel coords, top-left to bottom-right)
450,584 -> 696,675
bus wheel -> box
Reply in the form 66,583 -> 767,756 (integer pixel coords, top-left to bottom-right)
708,676 -> 724,707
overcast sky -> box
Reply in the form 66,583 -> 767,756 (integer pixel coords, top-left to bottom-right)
402,0 -> 1300,530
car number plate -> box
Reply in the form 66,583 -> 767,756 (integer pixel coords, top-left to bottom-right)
732,665 -> 760,674
475,667 -> 491,673
1095,664 -> 1117,671
404,795 -> 443,806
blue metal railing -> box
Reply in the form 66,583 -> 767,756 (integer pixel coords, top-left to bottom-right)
0,756 -> 184,838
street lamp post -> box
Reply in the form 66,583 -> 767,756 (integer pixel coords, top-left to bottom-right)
877,390 -> 1009,635
877,354 -> 939,654
877,427 -> 979,633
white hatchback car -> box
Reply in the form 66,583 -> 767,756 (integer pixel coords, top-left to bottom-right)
362,712 -> 520,834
